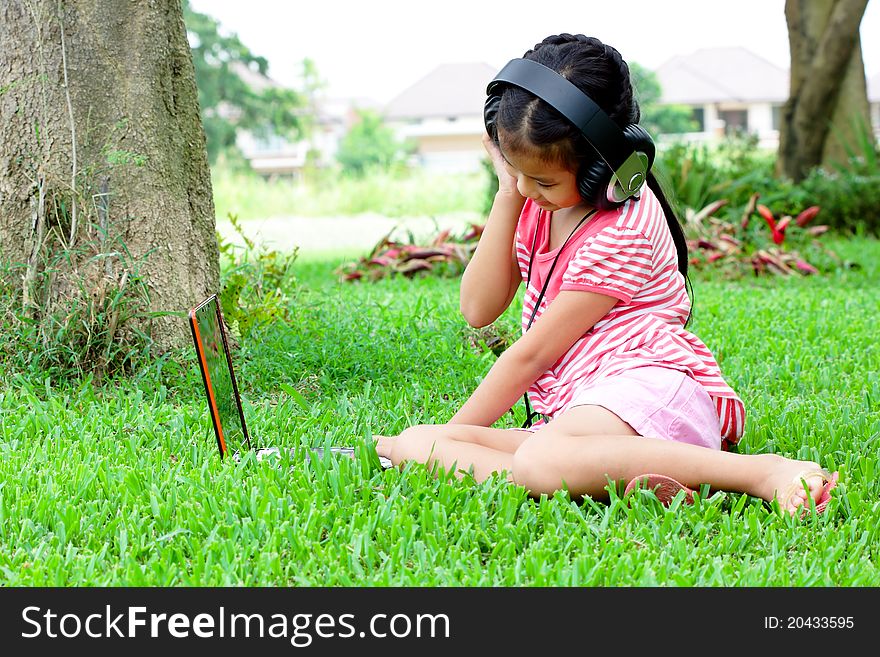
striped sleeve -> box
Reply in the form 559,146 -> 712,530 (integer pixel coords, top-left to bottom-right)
560,227 -> 654,303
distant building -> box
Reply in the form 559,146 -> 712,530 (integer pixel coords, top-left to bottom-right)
225,61 -> 379,176
869,72 -> 880,137
236,95 -> 378,177
654,47 -> 789,148
655,47 -> 880,147
384,62 -> 497,173
232,50 -> 879,175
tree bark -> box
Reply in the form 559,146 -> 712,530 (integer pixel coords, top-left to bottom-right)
0,0 -> 219,360
778,0 -> 871,181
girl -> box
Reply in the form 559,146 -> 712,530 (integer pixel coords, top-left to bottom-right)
374,34 -> 837,516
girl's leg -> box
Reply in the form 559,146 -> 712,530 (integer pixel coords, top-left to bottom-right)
512,405 -> 829,511
375,397 -> 637,471
374,404 -> 639,484
375,406 -> 831,512
374,424 -> 530,482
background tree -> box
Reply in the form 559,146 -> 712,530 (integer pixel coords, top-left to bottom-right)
182,0 -> 309,163
778,0 -> 872,181
336,110 -> 412,176
0,0 -> 218,368
629,63 -> 698,137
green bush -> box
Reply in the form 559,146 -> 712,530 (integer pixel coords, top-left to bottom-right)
217,214 -> 299,340
657,134 -> 880,236
716,169 -> 880,236
336,110 -> 413,176
655,135 -> 777,216
781,170 -> 880,235
0,237 -> 156,382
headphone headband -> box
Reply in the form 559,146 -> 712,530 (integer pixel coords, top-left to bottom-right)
487,58 -> 650,202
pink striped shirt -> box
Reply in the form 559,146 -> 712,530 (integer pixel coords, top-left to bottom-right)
515,189 -> 745,447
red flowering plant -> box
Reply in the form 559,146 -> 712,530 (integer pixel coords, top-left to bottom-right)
336,224 -> 484,282
684,193 -> 843,277
339,192 -> 844,282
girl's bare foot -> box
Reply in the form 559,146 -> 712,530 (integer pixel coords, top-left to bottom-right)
760,455 -> 836,515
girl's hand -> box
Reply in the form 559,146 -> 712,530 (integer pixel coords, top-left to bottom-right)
482,133 -> 521,198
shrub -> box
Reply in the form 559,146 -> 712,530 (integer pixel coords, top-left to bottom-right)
0,231 -> 156,381
336,225 -> 482,282
793,169 -> 880,234
658,134 -> 880,236
684,195 -> 849,278
217,213 -> 299,339
655,134 -> 777,216
729,169 -> 880,236
335,110 -> 413,176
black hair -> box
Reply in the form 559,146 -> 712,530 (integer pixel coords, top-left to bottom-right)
493,34 -> 692,311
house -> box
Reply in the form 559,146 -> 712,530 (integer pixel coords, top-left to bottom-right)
383,62 -> 498,173
235,60 -> 499,176
869,72 -> 880,137
236,95 -> 378,177
232,51 -> 879,176
227,61 -> 379,176
654,47 -> 789,148
656,47 -> 880,147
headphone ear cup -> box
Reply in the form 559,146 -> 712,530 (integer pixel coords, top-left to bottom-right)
484,93 -> 502,141
577,158 -> 614,209
578,124 -> 656,208
622,124 -> 656,171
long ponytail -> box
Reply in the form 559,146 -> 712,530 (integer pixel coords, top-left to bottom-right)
647,171 -> 693,325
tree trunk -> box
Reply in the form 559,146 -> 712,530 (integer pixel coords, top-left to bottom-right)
0,0 -> 218,365
778,0 -> 871,181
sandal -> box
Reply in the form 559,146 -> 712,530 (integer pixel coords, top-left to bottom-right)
624,473 -> 697,506
779,469 -> 838,516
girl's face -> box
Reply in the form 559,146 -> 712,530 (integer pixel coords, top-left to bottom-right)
500,146 -> 585,212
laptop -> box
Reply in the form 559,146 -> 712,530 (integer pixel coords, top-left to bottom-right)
188,294 -> 391,469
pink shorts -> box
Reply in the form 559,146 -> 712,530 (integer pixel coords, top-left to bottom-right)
565,366 -> 722,450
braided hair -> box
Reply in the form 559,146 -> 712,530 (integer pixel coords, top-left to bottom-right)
494,34 -> 691,288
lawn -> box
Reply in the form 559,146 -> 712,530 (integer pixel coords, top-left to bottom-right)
211,165 -> 487,221
1,237 -> 878,586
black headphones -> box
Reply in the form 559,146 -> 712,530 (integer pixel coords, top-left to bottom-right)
484,58 -> 655,208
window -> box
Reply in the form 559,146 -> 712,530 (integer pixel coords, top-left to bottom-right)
691,107 -> 705,132
718,109 -> 748,134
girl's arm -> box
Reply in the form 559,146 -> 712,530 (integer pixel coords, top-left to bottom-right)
449,289 -> 618,427
459,135 -> 525,328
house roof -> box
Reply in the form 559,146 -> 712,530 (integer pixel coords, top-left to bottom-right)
384,62 -> 498,120
655,47 -> 789,105
381,51 -> 877,119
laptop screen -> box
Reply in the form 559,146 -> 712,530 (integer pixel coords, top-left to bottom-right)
189,295 -> 251,456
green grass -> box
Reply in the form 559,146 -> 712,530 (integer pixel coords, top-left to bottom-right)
1,237 -> 879,585
211,165 -> 487,221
